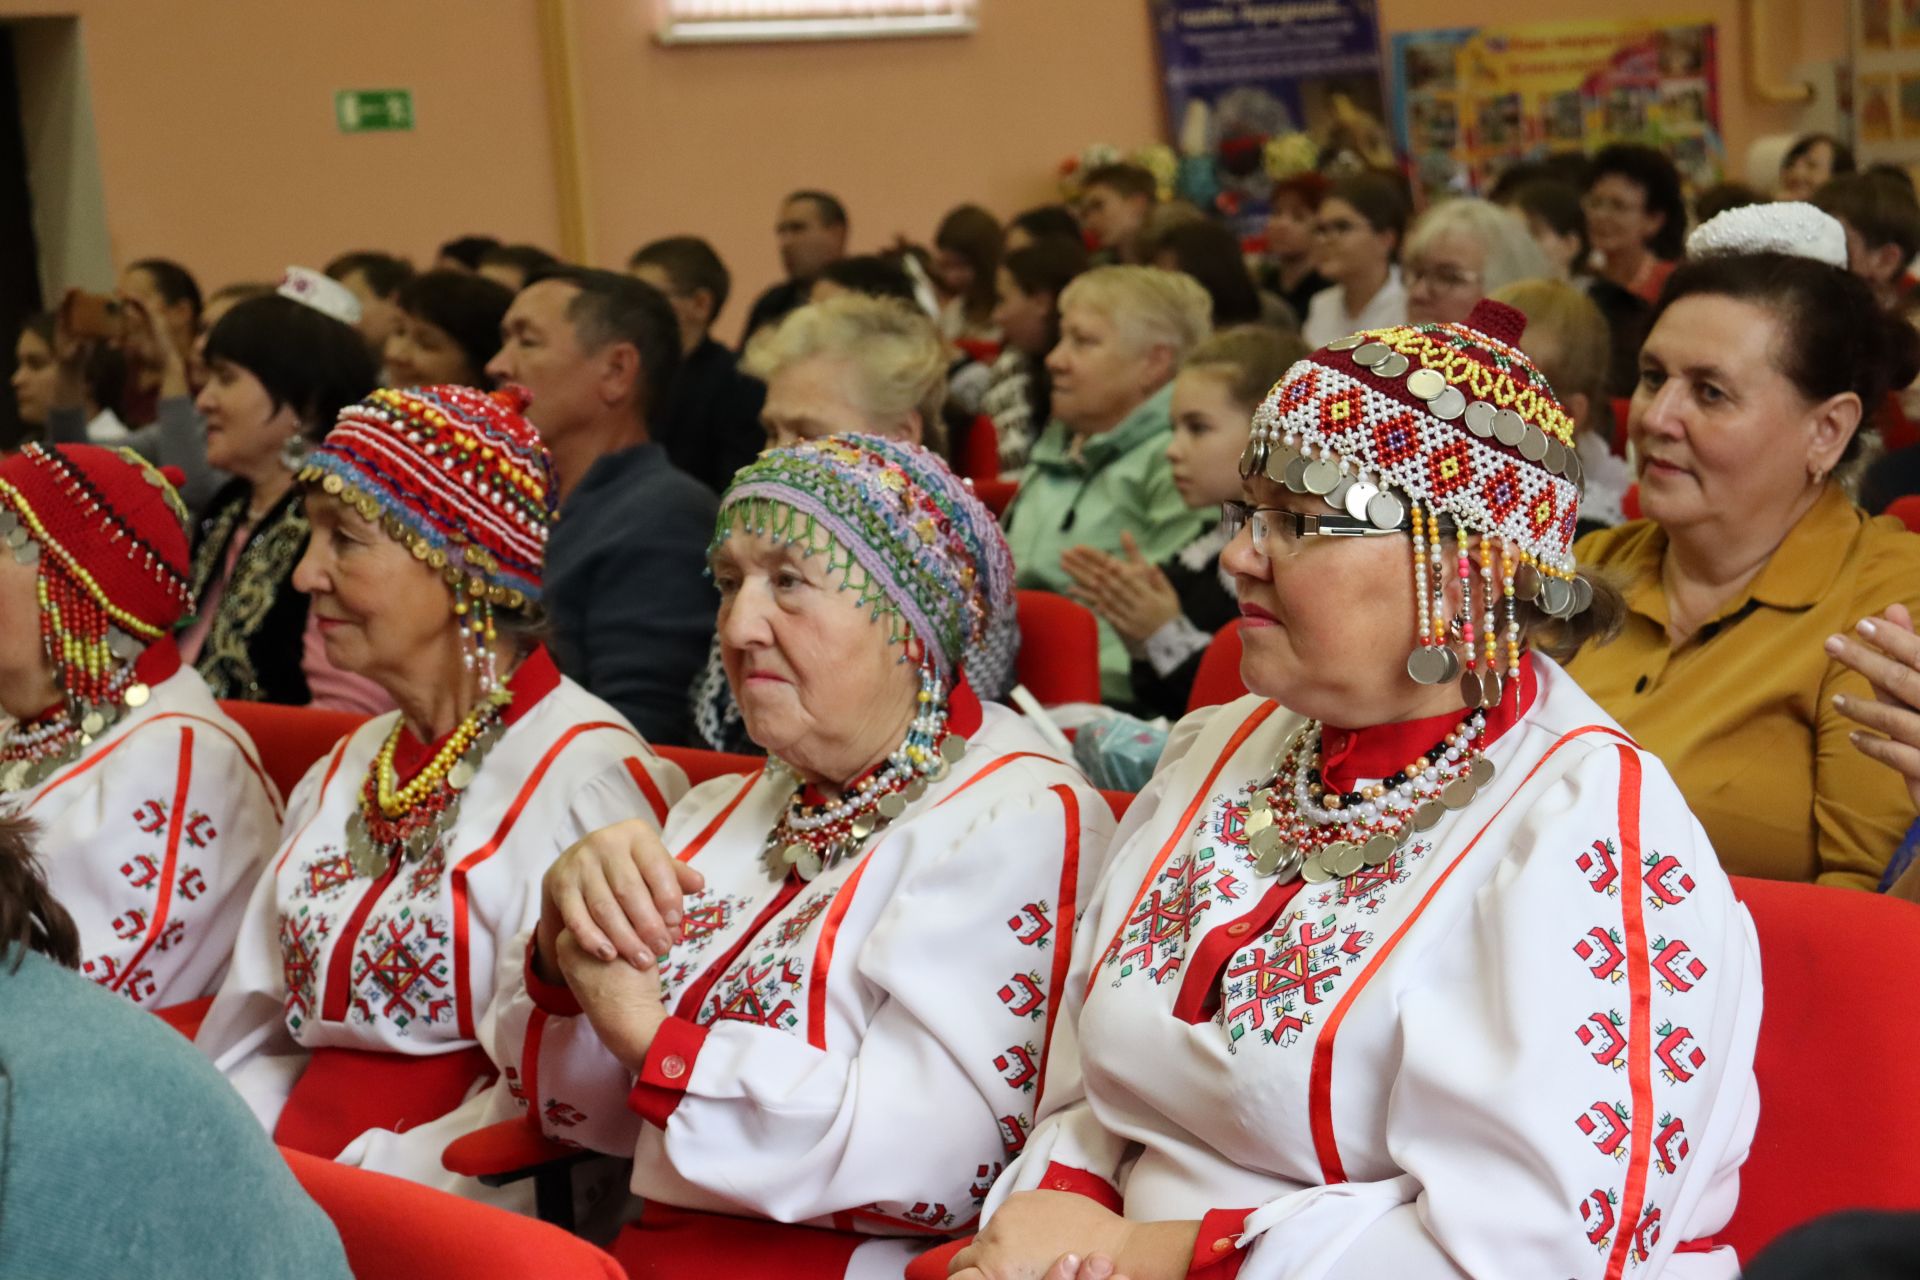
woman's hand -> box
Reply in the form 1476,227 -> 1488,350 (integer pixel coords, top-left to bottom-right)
119,294 -> 190,399
1060,533 -> 1183,644
1827,604 -> 1920,812
948,1192 -> 1134,1280
555,927 -> 668,1071
535,819 -> 705,981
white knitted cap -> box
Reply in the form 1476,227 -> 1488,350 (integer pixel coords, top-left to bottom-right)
1684,201 -> 1849,269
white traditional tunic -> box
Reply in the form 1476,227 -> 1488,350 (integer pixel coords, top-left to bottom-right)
1,642 -> 282,1008
485,700 -> 1114,1277
983,656 -> 1762,1280
196,647 -> 687,1185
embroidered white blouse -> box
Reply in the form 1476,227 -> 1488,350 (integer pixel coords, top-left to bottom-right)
982,656 -> 1762,1280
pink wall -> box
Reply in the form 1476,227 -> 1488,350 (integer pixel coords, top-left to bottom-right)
4,0 -> 1840,312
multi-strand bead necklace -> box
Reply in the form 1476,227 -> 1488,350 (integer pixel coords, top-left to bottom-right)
345,687 -> 512,877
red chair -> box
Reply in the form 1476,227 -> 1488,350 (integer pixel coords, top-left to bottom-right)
1186,621 -> 1248,712
974,477 -> 1018,517
958,413 -> 1001,483
1014,590 -> 1102,707
1621,483 -> 1641,521
1717,877 -> 1920,1261
1884,494 -> 1920,534
218,700 -> 368,799
1610,397 -> 1631,456
280,1146 -> 624,1280
657,744 -> 763,788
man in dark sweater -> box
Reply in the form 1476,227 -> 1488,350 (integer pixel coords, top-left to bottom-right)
737,190 -> 850,348
487,267 -> 717,746
629,236 -> 767,495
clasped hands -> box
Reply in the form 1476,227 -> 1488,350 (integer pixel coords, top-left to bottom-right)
946,1191 -> 1199,1280
532,819 -> 706,1071
1060,534 -> 1182,644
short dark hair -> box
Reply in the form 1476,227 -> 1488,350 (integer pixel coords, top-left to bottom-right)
1815,172 -> 1920,260
1509,178 -> 1588,262
818,255 -> 920,306
1785,132 -> 1857,178
126,258 -> 202,322
324,251 -> 414,299
935,204 -> 1003,322
1585,144 -> 1688,260
1009,204 -> 1082,245
1866,162 -> 1918,200
629,236 -> 732,319
0,813 -> 79,970
1653,252 -> 1920,462
437,235 -> 500,270
1327,170 -> 1412,254
395,269 -> 515,384
202,294 -> 379,437
1149,219 -> 1261,327
1692,182 -> 1767,223
480,243 -> 561,281
1081,162 -> 1157,203
533,266 -> 682,423
1003,238 -> 1091,299
18,312 -> 124,417
785,190 -> 848,229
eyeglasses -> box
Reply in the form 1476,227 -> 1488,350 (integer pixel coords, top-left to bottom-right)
1221,500 -> 1455,562
1580,194 -> 1644,216
1313,218 -> 1363,238
1405,263 -> 1482,291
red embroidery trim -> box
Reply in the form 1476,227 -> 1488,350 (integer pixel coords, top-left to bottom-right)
1604,746 -> 1652,1280
1032,784 -> 1083,1107
108,727 -> 193,996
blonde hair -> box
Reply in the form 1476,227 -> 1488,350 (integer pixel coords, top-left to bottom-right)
1058,265 -> 1213,362
1182,325 -> 1307,411
1406,198 -> 1553,298
742,294 -> 948,434
1492,278 -> 1611,435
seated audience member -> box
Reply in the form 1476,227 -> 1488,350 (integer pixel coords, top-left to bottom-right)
740,190 -> 850,346
1814,172 -> 1920,310
118,257 -> 201,425
1148,217 -> 1264,327
984,237 -> 1089,477
487,268 -> 717,745
629,235 -> 767,495
933,203 -> 1004,344
1259,171 -> 1331,326
1829,602 -> 1920,900
1693,182 -> 1767,223
383,268 -> 514,390
1582,143 -> 1687,304
1496,277 -> 1630,533
810,254 -> 923,309
1301,170 -> 1410,346
0,815 -> 352,1279
487,436 -> 1102,1274
1004,202 -> 1083,254
1779,131 -> 1857,202
1403,197 -> 1552,326
1003,266 -> 1213,703
325,250 -> 413,356
0,445 -> 279,1006
1062,325 -> 1301,718
477,242 -> 560,293
1569,204 -> 1920,889
959,300 -> 1758,1280
190,281 -> 273,391
1078,162 -> 1160,264
1506,178 -> 1590,282
434,234 -> 499,273
184,270 -> 383,710
196,384 -> 687,1181
13,312 -> 127,443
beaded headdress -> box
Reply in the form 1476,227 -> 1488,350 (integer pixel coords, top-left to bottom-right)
715,434 -> 1019,698
1686,201 -> 1849,267
0,445 -> 193,773
1245,298 -> 1589,708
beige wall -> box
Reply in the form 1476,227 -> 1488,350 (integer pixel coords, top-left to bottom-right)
4,0 -> 1840,321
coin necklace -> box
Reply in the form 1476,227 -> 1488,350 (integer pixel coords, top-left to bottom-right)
762,665 -> 967,882
346,687 -> 512,878
1242,711 -> 1496,884
0,709 -> 84,794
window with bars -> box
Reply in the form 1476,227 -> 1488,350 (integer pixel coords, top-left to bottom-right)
656,0 -> 978,44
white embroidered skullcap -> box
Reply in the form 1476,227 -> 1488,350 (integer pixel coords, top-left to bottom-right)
1685,201 -> 1849,269
277,265 -> 363,326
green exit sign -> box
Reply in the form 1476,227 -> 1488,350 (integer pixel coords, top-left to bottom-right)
335,89 -> 414,133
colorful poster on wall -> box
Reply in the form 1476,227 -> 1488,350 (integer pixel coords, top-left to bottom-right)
1389,19 -> 1722,201
1851,0 -> 1920,184
1152,0 -> 1390,235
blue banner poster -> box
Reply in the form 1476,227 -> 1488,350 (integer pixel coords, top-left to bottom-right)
1152,0 -> 1390,236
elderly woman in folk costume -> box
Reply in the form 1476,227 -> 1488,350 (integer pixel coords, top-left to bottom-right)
0,445 -> 281,1007
949,301 -> 1761,1280
195,385 -> 687,1183
475,435 -> 1112,1276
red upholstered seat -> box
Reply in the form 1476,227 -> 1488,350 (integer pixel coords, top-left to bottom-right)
1014,590 -> 1102,707
958,413 -> 1001,482
1611,397 -> 1631,456
218,700 -> 368,799
974,477 -> 1019,517
154,994 -> 214,1039
280,1146 -> 624,1280
657,744 -> 764,788
1186,620 -> 1247,712
1621,483 -> 1641,521
1884,494 -> 1920,534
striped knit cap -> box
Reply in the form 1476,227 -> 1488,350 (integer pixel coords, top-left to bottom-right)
715,434 -> 1019,698
299,384 -> 555,609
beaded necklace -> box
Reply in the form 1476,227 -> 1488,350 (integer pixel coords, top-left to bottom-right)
345,686 -> 512,878
762,665 -> 967,882
1244,711 -> 1496,883
0,708 -> 84,794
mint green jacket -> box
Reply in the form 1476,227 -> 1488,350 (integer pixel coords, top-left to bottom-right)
1003,384 -> 1212,704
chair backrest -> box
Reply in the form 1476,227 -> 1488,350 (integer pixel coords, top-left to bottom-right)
1611,397 -> 1631,455
1884,494 -> 1920,535
279,1147 -> 625,1280
219,701 -> 369,800
1719,877 -> 1920,1261
958,413 -> 1001,482
658,744 -> 764,788
974,477 -> 1019,518
1014,590 -> 1102,707
1186,620 -> 1247,712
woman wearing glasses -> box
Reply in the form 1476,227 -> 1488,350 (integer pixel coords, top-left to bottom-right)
1403,198 -> 1553,328
1301,171 -> 1411,347
952,301 -> 1761,1280
1582,145 -> 1688,305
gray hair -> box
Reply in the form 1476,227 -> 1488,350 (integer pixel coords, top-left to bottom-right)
1057,265 -> 1213,361
741,294 -> 947,431
1405,198 -> 1552,297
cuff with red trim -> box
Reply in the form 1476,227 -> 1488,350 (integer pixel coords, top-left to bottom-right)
626,1016 -> 710,1128
1188,1208 -> 1253,1277
522,937 -> 583,1018
1035,1161 -> 1123,1214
